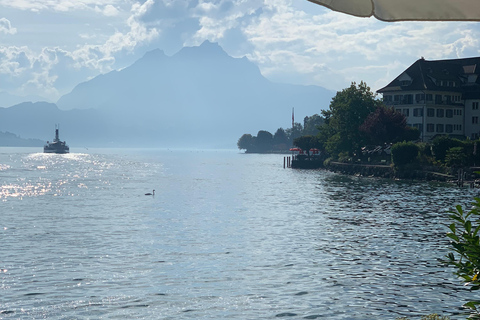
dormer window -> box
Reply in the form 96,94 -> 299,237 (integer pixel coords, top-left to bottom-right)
400,80 -> 411,86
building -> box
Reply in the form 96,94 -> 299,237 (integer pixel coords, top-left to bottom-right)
377,57 -> 480,141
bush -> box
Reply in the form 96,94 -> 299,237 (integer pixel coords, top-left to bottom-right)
431,136 -> 463,162
445,146 -> 468,168
391,141 -> 419,167
395,314 -> 450,320
446,199 -> 480,320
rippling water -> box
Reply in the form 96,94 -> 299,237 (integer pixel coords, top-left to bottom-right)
1,147 -> 477,319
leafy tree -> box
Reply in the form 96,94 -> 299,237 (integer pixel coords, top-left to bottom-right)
321,81 -> 380,157
285,122 -> 304,145
359,106 -> 419,145
303,114 -> 324,136
391,141 -> 419,167
445,146 -> 468,168
447,199 -> 480,319
431,136 -> 464,162
237,134 -> 253,151
255,130 -> 273,152
293,135 -> 321,155
273,128 -> 289,150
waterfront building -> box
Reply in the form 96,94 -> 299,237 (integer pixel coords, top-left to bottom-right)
378,57 -> 480,141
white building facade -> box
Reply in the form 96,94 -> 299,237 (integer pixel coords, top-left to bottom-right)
378,57 -> 480,141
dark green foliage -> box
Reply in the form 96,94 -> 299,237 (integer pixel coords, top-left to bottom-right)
273,128 -> 289,150
359,106 -> 419,145
391,141 -> 419,167
285,122 -> 304,143
303,114 -> 324,136
237,134 -> 254,151
321,81 -> 380,157
293,135 -> 321,154
395,315 -> 450,320
431,136 -> 464,162
256,130 -> 273,151
445,147 -> 468,168
447,199 -> 480,319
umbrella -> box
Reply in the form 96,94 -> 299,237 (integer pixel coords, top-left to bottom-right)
308,0 -> 480,21
310,148 -> 320,154
289,147 -> 303,151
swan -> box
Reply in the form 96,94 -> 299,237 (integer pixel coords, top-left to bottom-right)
145,190 -> 155,196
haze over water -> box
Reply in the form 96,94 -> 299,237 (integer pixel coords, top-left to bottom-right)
0,148 -> 476,319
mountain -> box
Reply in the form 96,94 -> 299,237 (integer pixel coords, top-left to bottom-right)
55,41 -> 334,148
0,131 -> 45,147
0,102 -> 116,147
0,91 -> 49,108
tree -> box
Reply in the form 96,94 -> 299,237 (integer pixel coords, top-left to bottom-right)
273,128 -> 289,150
359,106 -> 419,145
303,114 -> 324,136
391,141 -> 419,167
285,122 -> 304,145
293,135 -> 321,155
431,136 -> 464,162
237,134 -> 254,151
446,200 -> 480,319
255,130 -> 273,152
321,81 -> 380,157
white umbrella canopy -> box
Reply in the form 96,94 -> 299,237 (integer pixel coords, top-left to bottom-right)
308,0 -> 480,21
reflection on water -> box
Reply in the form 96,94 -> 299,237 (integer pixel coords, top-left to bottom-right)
0,149 -> 477,319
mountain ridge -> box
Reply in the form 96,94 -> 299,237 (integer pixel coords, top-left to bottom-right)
4,42 -> 334,148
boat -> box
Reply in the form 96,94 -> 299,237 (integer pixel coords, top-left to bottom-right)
44,126 -> 69,154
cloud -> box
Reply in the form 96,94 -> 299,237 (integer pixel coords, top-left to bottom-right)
2,0 -> 480,102
0,0 -> 121,13
0,18 -> 17,34
95,4 -> 120,17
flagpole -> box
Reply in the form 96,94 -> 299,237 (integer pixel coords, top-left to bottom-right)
292,107 -> 294,147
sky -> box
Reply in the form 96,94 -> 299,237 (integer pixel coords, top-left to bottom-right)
2,0 -> 480,104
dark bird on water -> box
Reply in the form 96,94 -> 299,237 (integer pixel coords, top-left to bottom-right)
145,190 -> 155,196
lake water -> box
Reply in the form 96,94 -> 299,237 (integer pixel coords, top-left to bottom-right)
0,147 -> 477,319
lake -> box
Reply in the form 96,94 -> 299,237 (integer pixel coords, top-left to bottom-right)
0,147 -> 477,319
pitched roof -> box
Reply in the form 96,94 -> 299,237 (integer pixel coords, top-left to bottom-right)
377,57 -> 480,93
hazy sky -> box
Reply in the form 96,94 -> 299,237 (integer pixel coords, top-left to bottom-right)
2,0 -> 480,102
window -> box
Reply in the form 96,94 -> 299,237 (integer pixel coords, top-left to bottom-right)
473,116 -> 479,124
435,95 -> 443,104
427,108 -> 435,117
436,124 -> 444,133
446,109 -> 453,118
454,124 -> 462,131
436,109 -> 444,118
400,80 -> 411,86
413,108 -> 423,117
473,102 -> 479,110
403,109 -> 410,116
454,109 -> 463,116
445,95 -> 452,104
403,95 -> 413,104
394,95 -> 402,102
426,94 -> 433,101
427,124 -> 435,132
384,95 -> 392,102
415,93 -> 425,102
446,124 -> 453,133
413,124 -> 423,132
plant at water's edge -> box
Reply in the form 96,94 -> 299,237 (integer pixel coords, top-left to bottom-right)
446,198 -> 480,319
395,314 -> 450,320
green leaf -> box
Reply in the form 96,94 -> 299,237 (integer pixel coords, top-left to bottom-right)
447,233 -> 460,242
449,223 -> 456,233
464,301 -> 479,310
466,220 -> 473,234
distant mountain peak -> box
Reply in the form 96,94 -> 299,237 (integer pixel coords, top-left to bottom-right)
141,48 -> 167,60
175,40 -> 229,60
